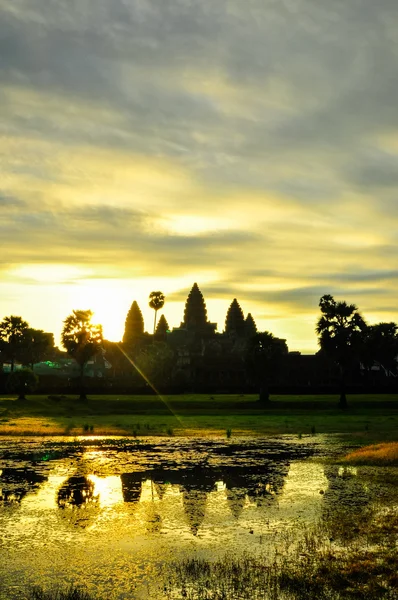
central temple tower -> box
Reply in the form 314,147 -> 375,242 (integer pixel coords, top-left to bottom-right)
181,283 -> 216,336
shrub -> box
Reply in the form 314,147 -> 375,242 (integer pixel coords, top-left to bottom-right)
6,368 -> 39,400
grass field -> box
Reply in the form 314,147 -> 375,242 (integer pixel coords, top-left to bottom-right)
0,393 -> 397,440
343,441 -> 398,465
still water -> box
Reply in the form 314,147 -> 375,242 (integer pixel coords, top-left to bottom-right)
0,436 -> 395,599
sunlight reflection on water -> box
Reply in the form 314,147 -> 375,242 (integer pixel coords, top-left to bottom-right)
0,436 -> 394,599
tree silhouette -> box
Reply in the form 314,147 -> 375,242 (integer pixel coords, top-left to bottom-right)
225,299 -> 245,336
245,313 -> 257,338
61,310 -> 103,400
6,368 -> 38,400
155,314 -> 169,337
362,322 -> 398,377
0,316 -> 29,371
149,291 -> 165,334
123,301 -> 144,347
20,329 -> 54,369
316,294 -> 367,409
246,332 -> 288,402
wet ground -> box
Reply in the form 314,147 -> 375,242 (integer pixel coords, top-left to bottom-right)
0,435 -> 397,599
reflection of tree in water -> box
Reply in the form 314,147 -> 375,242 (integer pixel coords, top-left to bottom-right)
322,465 -> 372,541
58,475 -> 97,508
0,467 -> 47,505
57,475 -> 99,528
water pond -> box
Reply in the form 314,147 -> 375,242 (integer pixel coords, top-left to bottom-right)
0,436 -> 397,599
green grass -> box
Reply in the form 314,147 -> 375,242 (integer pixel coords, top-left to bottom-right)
0,393 -> 397,439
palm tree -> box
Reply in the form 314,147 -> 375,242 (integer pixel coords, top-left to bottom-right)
61,310 -> 103,400
316,294 -> 367,409
149,291 -> 165,334
0,315 -> 29,371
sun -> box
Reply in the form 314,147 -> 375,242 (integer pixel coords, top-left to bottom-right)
71,280 -> 130,342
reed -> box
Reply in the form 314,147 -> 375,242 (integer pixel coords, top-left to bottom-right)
343,442 -> 398,465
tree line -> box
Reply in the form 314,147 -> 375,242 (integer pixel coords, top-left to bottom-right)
1,291 -> 398,406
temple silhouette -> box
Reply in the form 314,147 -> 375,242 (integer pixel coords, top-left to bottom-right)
111,282 -> 290,393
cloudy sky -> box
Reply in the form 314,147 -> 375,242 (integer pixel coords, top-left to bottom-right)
1,0 -> 398,352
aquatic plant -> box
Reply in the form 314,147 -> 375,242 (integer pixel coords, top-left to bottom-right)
26,584 -> 98,600
163,507 -> 398,599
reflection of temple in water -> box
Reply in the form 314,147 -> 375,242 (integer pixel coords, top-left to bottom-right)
121,472 -> 143,504
179,467 -> 215,535
116,463 -> 289,535
226,487 -> 246,519
0,445 -> 318,543
0,455 -> 290,536
181,489 -> 208,535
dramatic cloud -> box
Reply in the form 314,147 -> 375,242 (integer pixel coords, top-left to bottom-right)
1,0 -> 398,350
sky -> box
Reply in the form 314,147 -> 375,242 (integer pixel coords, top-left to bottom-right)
1,0 -> 398,353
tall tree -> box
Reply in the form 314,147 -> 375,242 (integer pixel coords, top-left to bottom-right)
61,310 -> 103,400
123,301 -> 144,347
20,329 -> 54,370
225,299 -> 245,336
316,294 -> 367,409
183,283 -> 208,329
149,291 -> 165,334
0,315 -> 29,371
246,332 -> 288,402
155,314 -> 169,337
362,322 -> 398,376
245,313 -> 257,338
